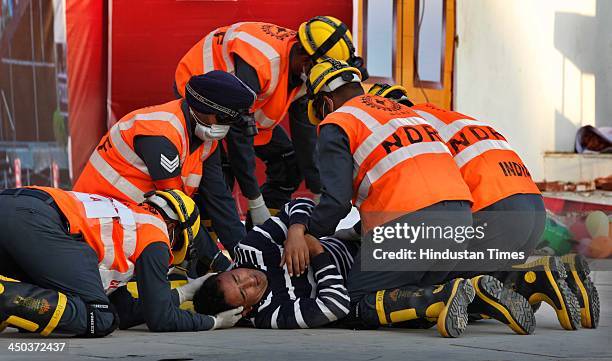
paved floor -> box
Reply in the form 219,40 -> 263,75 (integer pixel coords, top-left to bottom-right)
1,271 -> 610,361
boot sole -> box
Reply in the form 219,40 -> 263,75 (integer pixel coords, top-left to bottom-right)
437,279 -> 475,338
562,254 -> 600,328
475,275 -> 536,335
528,257 -> 581,330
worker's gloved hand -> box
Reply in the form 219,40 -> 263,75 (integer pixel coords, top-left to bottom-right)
332,227 -> 360,242
212,306 -> 244,330
176,273 -> 217,304
248,195 -> 271,225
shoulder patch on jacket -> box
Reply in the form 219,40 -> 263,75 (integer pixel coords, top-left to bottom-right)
160,154 -> 179,173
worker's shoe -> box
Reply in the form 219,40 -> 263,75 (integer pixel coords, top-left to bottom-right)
0,278 -> 67,336
358,278 -> 475,338
509,256 -> 581,330
468,275 -> 535,335
561,253 -> 600,328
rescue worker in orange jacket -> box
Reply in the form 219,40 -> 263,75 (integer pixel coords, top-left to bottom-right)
74,71 -> 256,273
273,59 -> 539,338
0,188 -> 243,337
369,83 -> 598,331
174,17 -> 369,225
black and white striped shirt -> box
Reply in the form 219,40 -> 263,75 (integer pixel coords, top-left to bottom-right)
234,198 -> 359,329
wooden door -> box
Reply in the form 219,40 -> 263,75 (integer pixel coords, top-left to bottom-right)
356,0 -> 456,109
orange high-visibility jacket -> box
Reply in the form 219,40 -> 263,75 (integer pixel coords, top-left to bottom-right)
30,186 -> 172,295
73,99 -> 217,204
175,22 -> 305,146
411,103 -> 540,211
319,95 -> 472,230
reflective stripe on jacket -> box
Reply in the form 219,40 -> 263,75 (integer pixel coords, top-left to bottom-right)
175,22 -> 304,145
319,95 -> 472,230
74,99 -> 217,203
29,186 -> 172,295
411,103 -> 540,211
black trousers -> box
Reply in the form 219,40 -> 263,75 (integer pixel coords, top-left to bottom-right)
346,200 -> 473,302
0,193 -> 115,335
450,193 -> 546,280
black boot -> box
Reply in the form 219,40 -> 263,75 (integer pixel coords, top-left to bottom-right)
355,278 -> 475,338
0,277 -> 67,336
507,256 -> 581,330
561,254 -> 600,328
469,275 -> 535,335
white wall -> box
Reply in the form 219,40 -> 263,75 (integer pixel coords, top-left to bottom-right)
454,0 -> 612,181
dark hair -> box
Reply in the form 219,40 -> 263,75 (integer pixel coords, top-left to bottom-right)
387,89 -> 414,107
192,274 -> 234,315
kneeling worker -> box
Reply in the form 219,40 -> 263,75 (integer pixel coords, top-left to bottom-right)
369,83 -> 598,331
292,60 -> 540,337
0,187 -> 242,337
74,72 -> 256,273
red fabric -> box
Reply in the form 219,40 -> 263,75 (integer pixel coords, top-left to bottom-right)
66,0 -> 108,181
107,1 -> 352,212
107,0 -> 352,123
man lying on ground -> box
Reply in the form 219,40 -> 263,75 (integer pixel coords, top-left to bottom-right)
193,198 -> 359,329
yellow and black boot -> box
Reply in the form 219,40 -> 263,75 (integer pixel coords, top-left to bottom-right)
0,278 -> 67,336
0,275 -> 21,332
509,256 -> 581,330
561,253 -> 600,328
468,275 -> 536,335
364,278 -> 475,338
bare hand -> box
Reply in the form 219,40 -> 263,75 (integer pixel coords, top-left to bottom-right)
281,224 -> 310,276
305,233 -> 324,257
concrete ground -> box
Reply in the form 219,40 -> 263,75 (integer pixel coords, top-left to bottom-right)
1,271 -> 610,361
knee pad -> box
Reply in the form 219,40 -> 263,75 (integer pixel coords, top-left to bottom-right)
81,302 -> 119,338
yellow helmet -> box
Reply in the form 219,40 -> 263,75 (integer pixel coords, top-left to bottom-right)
298,16 -> 355,62
367,82 -> 413,107
306,59 -> 362,125
144,189 -> 200,265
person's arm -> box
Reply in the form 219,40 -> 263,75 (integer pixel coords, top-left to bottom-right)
253,251 -> 350,329
233,54 -> 262,94
198,146 -> 246,253
308,124 -> 354,238
133,136 -> 183,190
229,54 -> 272,224
135,243 -> 216,332
225,124 -> 260,201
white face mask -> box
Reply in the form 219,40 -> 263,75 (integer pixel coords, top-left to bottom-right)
190,108 -> 231,141
194,122 -> 230,141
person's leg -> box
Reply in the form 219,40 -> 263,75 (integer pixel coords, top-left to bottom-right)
491,194 -> 581,330
254,126 -> 303,212
345,201 -> 476,337
0,194 -> 117,337
288,96 -> 321,195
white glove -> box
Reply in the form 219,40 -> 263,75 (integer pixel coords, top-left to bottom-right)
248,195 -> 271,225
212,306 -> 244,330
175,273 -> 217,304
332,227 -> 360,242
312,193 -> 321,205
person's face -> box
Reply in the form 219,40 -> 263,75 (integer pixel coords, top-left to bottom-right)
217,268 -> 268,315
